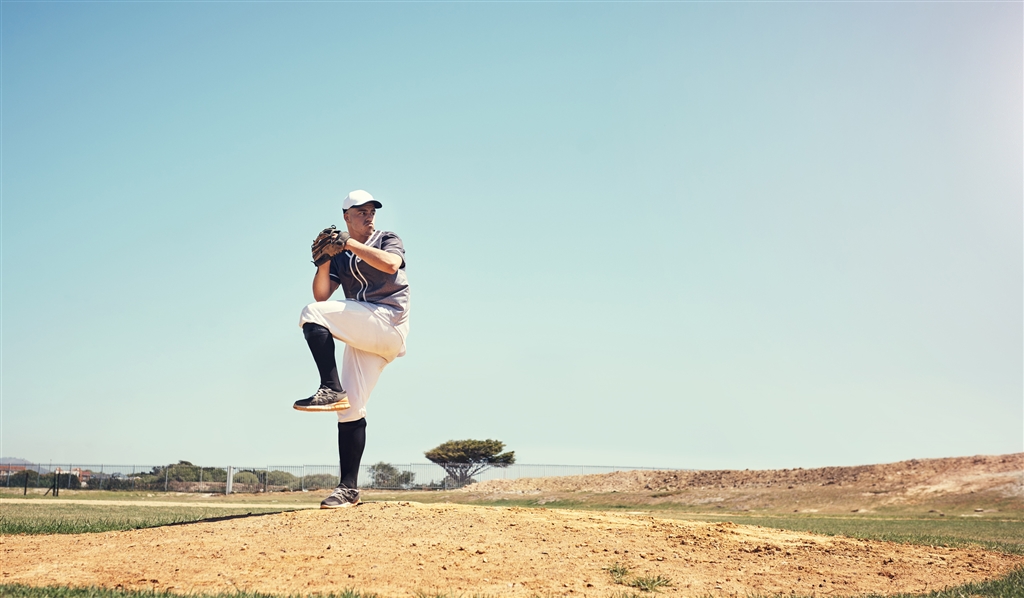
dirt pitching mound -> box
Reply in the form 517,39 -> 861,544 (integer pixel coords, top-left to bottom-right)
463,454 -> 1024,498
3,502 -> 1021,596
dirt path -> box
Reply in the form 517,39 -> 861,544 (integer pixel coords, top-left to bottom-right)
3,502 -> 1021,596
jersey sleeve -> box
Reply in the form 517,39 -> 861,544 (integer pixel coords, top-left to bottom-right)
380,232 -> 406,268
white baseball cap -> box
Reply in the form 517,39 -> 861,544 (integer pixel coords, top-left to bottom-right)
342,189 -> 383,211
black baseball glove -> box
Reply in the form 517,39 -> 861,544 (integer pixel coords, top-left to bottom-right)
311,225 -> 351,266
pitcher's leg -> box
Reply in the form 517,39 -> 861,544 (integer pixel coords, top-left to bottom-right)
299,301 -> 403,362
321,422 -> 364,508
303,323 -> 342,392
338,418 -> 367,490
337,344 -> 388,423
293,323 -> 350,412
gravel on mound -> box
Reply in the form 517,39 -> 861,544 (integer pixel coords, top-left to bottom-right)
463,453 -> 1024,495
2,502 -> 1021,597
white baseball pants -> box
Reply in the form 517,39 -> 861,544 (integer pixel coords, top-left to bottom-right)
299,300 -> 405,423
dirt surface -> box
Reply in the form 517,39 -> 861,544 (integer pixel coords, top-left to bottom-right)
3,501 -> 1022,597
463,454 -> 1024,513
3,454 -> 1023,596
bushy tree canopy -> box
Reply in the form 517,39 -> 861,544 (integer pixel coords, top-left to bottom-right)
368,462 -> 415,489
232,471 -> 260,485
146,462 -> 226,483
424,439 -> 515,488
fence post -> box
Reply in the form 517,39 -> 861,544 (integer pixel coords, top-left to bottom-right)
199,467 -> 203,493
265,466 -> 270,493
164,467 -> 169,492
226,467 -> 233,495
301,465 -> 305,492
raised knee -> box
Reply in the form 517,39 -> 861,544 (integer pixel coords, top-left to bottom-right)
299,302 -> 327,328
300,302 -> 323,318
302,322 -> 330,340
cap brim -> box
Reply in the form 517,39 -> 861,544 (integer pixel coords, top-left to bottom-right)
345,200 -> 383,210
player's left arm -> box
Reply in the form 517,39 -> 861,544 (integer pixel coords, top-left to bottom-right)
312,262 -> 341,302
345,239 -> 402,274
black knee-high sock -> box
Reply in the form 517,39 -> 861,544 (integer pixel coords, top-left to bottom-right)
303,323 -> 342,392
338,419 -> 367,489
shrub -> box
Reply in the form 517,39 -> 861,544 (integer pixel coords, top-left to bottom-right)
367,462 -> 416,489
233,471 -> 259,485
302,473 -> 338,490
267,470 -> 300,489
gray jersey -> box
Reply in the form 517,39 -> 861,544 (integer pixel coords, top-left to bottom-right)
329,230 -> 410,328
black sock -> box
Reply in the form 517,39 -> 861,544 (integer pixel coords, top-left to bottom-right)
302,323 -> 342,392
338,418 -> 367,489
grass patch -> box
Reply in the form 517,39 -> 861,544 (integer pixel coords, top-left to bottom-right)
605,564 -> 671,593
0,488 -> 324,506
667,513 -> 1024,555
607,562 -> 630,585
0,503 -> 289,535
859,566 -> 1024,597
627,575 -> 671,592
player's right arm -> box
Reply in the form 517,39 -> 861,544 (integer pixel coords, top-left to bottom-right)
312,262 -> 340,302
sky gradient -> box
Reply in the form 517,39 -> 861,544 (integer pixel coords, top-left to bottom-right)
2,1 -> 1021,470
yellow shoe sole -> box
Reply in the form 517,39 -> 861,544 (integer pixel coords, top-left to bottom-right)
293,398 -> 351,412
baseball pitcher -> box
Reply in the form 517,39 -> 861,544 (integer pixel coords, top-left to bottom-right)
298,190 -> 410,508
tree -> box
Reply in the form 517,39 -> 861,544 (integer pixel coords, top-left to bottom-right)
424,439 -> 515,488
367,462 -> 415,489
233,471 -> 260,485
267,470 -> 299,490
301,473 -> 337,490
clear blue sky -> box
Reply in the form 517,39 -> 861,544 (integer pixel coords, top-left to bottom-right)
2,1 -> 1020,470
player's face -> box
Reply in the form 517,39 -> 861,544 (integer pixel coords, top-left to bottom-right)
344,204 -> 376,239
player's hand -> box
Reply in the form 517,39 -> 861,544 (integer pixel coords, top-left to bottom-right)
311,226 -> 351,266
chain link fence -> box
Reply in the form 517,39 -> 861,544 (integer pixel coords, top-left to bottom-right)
0,462 -> 674,493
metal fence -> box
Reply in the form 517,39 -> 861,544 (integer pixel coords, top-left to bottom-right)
0,462 -> 674,494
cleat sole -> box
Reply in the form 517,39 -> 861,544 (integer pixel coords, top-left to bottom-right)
293,400 -> 351,412
320,500 -> 360,509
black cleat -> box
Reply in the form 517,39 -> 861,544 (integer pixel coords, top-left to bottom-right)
321,486 -> 360,509
293,387 -> 350,412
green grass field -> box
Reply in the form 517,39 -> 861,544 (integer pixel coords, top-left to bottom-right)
674,513 -> 1024,554
0,501 -> 294,534
0,487 -> 325,505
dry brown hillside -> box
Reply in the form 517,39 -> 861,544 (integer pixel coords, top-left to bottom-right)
462,453 -> 1024,513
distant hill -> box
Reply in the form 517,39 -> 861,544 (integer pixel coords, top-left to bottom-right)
463,453 -> 1024,513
